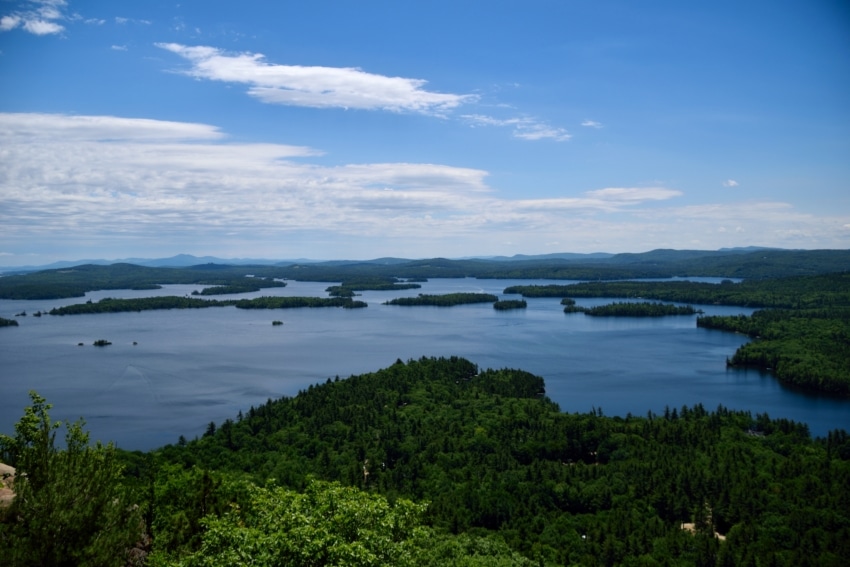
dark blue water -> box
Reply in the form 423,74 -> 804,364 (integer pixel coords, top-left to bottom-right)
2,278 -> 847,450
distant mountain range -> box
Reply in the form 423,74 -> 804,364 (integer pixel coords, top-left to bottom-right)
0,247 -> 789,275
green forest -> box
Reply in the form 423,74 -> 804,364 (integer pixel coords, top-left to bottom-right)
2,358 -> 849,566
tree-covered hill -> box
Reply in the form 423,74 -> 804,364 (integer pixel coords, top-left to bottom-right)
144,357 -> 850,566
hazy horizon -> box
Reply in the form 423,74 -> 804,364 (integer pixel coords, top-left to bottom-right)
2,1 -> 848,266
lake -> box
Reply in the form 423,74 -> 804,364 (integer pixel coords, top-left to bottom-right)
2,278 -> 848,450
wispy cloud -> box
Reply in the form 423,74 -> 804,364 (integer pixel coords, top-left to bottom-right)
115,16 -> 151,25
3,113 -> 844,259
462,114 -> 571,142
0,0 -> 67,35
156,43 -> 477,115
581,120 -> 603,128
722,179 -> 739,187
111,45 -> 127,51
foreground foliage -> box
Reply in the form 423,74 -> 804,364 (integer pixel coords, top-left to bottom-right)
144,357 -> 850,566
152,480 -> 533,567
0,392 -> 142,567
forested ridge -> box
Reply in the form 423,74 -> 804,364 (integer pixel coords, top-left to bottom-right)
3,358 -> 850,565
133,357 -> 848,565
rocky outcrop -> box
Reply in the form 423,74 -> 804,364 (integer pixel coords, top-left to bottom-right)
0,462 -> 15,507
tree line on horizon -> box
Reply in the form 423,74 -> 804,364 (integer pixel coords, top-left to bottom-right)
2,248 -> 849,300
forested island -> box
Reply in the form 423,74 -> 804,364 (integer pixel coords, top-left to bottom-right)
384,293 -> 499,306
494,299 -> 527,310
0,316 -> 19,327
2,358 -> 848,566
48,295 -> 366,315
190,278 -> 286,296
563,301 -> 702,317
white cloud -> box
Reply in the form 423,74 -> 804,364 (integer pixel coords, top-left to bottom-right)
722,179 -> 739,187
0,112 -> 227,141
581,120 -> 603,128
111,45 -> 127,51
3,113 -> 846,259
0,0 -> 66,35
0,15 -> 22,31
462,114 -> 571,142
22,18 -> 62,34
156,43 -> 477,115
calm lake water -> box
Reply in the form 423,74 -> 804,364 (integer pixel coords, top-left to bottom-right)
2,278 -> 848,450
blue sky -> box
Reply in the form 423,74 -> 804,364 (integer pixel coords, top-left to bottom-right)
1,0 -> 848,264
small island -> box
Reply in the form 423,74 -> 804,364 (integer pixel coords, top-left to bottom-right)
564,301 -> 702,317
92,339 -> 112,346
493,299 -> 527,310
191,278 -> 286,296
0,316 -> 19,327
384,293 -> 498,307
272,320 -> 283,326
